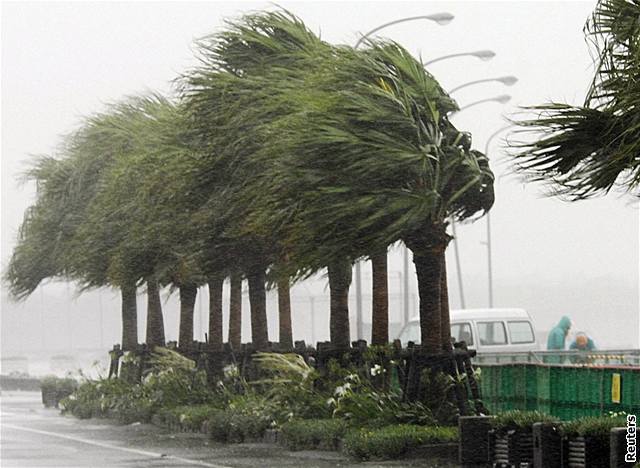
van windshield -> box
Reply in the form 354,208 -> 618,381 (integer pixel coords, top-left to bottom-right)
451,322 -> 473,346
398,321 -> 420,345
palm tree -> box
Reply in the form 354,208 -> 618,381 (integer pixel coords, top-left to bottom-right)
66,95 -> 195,351
182,11 -> 494,355
5,105 -> 151,350
511,0 -> 640,199
179,12 -> 330,349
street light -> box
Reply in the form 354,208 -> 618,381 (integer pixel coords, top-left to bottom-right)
483,125 -> 513,308
455,94 -> 511,113
448,76 -> 518,94
448,98 -> 512,309
424,50 -> 496,67
355,13 -> 454,49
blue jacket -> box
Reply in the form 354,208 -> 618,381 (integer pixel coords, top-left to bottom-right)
547,316 -> 571,350
569,337 -> 596,351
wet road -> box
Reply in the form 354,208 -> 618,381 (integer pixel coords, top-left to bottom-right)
1,392 -> 456,467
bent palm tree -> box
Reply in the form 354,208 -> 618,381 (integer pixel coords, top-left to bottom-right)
511,0 -> 640,199
184,11 -> 493,353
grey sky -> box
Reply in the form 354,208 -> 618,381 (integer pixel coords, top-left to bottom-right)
2,1 -> 638,355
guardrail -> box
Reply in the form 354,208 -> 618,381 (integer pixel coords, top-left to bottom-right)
473,349 -> 640,367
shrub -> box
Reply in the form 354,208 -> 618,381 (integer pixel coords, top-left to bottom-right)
492,410 -> 557,432
41,376 -> 78,407
155,404 -> 222,432
252,352 -> 330,421
60,378 -> 133,419
41,376 -> 78,394
417,368 -> 460,425
561,415 -> 628,439
327,373 -> 435,427
343,424 -> 458,460
207,408 -> 273,443
280,419 -> 347,450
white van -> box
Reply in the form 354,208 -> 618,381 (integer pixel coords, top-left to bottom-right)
397,308 -> 539,353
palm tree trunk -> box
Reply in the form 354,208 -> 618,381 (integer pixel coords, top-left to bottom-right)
405,228 -> 451,355
411,247 -> 442,354
208,275 -> 224,351
228,273 -> 242,350
371,252 -> 389,345
440,254 -> 452,351
121,283 -> 138,351
247,268 -> 269,350
328,259 -> 352,349
145,279 -> 165,347
178,283 -> 197,350
278,278 -> 293,349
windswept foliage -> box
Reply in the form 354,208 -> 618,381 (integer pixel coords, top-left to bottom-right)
8,8 -> 493,354
183,12 -> 493,273
511,0 -> 640,199
181,10 -> 493,350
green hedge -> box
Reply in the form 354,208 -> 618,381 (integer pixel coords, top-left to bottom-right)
343,424 -> 458,460
280,419 -> 347,450
207,409 -> 273,443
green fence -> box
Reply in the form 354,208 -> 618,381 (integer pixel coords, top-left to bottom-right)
479,363 -> 640,420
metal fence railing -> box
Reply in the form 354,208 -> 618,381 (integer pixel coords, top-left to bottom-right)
473,349 -> 640,367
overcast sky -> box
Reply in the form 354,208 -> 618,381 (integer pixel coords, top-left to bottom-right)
2,1 -> 638,355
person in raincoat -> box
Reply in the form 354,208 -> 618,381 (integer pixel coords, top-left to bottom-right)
569,332 -> 596,351
545,316 -> 571,363
568,332 -> 596,364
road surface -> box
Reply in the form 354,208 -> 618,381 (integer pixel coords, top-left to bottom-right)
1,392 -> 456,467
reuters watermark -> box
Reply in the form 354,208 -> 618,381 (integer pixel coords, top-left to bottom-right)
627,414 -> 637,464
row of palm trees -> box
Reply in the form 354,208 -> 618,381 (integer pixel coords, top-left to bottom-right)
6,10 -> 495,354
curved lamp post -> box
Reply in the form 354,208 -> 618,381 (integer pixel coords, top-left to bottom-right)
455,94 -> 511,113
355,13 -> 454,49
483,125 -> 513,308
425,50 -> 495,67
448,76 -> 518,94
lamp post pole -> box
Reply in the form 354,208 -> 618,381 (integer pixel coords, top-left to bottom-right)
483,125 -> 513,307
455,95 -> 511,113
445,77 -> 515,309
445,97 -> 511,309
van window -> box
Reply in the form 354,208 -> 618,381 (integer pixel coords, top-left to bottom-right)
508,321 -> 535,344
451,322 -> 474,345
477,321 -> 507,345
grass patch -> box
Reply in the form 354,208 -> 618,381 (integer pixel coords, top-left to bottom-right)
343,424 -> 458,460
492,410 -> 557,432
561,415 -> 628,439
